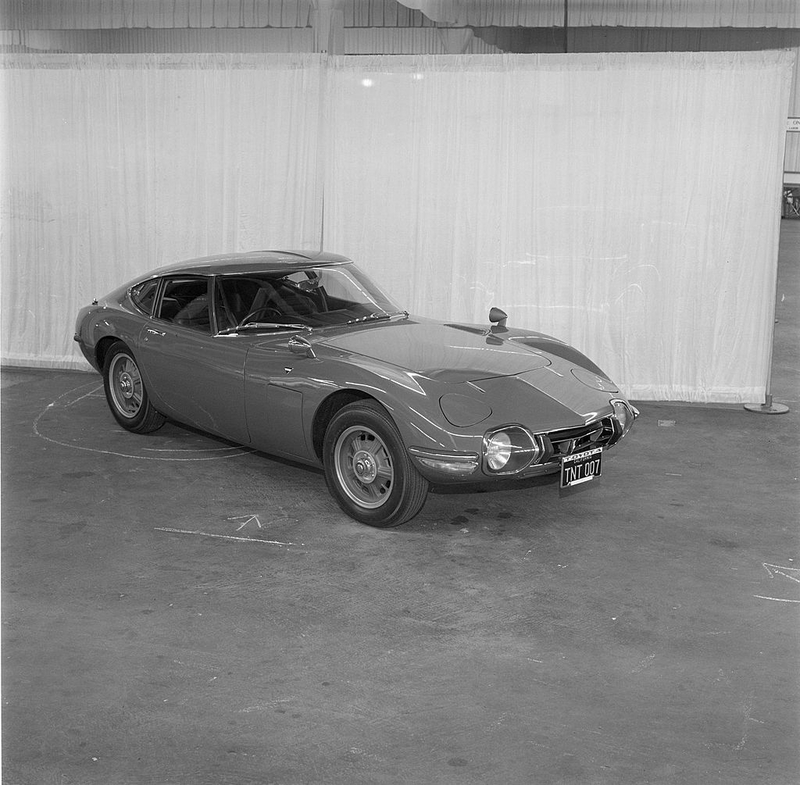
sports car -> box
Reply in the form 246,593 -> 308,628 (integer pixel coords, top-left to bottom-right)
74,250 -> 638,527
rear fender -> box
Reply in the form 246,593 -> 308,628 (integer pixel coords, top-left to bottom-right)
78,307 -> 145,370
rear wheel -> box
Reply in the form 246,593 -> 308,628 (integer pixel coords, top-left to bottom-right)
323,401 -> 428,527
103,341 -> 166,433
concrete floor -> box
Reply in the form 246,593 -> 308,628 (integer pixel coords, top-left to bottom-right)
3,223 -> 799,785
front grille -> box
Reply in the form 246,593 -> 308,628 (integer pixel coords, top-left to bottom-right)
544,417 -> 616,458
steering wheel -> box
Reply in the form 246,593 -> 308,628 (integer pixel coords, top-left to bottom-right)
240,306 -> 283,326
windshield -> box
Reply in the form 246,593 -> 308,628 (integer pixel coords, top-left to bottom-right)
215,263 -> 405,332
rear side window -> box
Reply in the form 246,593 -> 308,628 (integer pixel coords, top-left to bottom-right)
130,279 -> 159,316
158,277 -> 211,332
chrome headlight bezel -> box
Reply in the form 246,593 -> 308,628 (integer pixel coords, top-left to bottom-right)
482,426 -> 544,475
610,399 -> 637,440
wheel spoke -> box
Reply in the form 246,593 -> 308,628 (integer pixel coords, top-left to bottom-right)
358,481 -> 381,502
360,435 -> 380,454
375,461 -> 393,481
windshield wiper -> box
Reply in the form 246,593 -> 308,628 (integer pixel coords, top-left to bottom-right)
218,322 -> 309,335
346,310 -> 408,325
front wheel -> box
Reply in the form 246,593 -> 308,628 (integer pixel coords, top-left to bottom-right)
103,341 -> 166,433
323,400 -> 429,527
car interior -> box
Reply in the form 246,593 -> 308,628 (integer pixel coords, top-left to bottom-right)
217,276 -> 321,329
145,271 -> 374,334
158,278 -> 212,331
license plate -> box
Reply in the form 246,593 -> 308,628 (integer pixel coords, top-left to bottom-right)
560,447 -> 603,488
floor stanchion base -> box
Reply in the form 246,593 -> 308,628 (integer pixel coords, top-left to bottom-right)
744,401 -> 789,415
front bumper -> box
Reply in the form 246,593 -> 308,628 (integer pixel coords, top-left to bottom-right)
408,444 -> 562,484
407,403 -> 638,484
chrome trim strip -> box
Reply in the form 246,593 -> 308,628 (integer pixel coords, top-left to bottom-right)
407,446 -> 479,463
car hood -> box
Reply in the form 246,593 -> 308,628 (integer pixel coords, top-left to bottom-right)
321,320 -> 599,382
318,320 -> 621,426
319,320 -> 552,382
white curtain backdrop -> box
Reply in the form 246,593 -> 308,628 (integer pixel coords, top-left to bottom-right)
2,28 -> 316,53
1,54 -> 324,368
2,0 -> 314,29
398,0 -> 800,27
323,52 -> 793,402
1,50 -> 793,402
4,0 -> 799,29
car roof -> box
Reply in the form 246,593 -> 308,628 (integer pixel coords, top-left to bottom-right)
150,250 -> 353,277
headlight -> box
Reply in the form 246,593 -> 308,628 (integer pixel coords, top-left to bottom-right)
611,399 -> 637,439
486,431 -> 512,470
483,426 -> 543,474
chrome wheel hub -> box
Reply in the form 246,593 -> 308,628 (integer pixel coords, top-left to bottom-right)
118,371 -> 135,400
352,450 -> 378,484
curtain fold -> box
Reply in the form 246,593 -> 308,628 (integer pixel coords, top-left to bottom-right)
3,1 -> 314,29
569,0 -> 800,28
398,0 -> 800,28
4,0 -> 800,30
323,51 -> 794,403
1,53 -> 325,368
397,0 -> 563,27
3,28 -> 316,53
343,26 -> 496,53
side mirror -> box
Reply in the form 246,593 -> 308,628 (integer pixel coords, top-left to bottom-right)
488,307 -> 508,332
288,335 -> 316,358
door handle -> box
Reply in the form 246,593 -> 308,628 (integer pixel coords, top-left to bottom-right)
145,328 -> 166,337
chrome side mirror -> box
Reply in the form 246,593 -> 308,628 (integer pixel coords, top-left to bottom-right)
489,307 -> 508,332
288,335 -> 316,358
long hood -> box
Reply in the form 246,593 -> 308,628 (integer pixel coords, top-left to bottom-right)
319,320 -> 551,382
318,319 -> 621,428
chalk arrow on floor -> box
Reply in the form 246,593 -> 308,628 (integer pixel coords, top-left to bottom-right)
228,514 -> 262,531
754,563 -> 800,603
763,563 -> 800,584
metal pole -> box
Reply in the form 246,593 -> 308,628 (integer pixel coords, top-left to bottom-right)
744,188 -> 789,414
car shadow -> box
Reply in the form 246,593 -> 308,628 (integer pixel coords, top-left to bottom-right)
430,473 -> 560,496
161,417 -> 325,475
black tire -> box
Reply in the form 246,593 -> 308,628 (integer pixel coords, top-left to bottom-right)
103,341 -> 166,433
323,400 -> 429,527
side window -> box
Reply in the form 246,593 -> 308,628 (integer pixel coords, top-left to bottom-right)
216,276 -> 263,329
158,277 -> 211,332
130,279 -> 159,316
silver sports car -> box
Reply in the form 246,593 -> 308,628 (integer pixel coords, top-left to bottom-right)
74,250 -> 637,527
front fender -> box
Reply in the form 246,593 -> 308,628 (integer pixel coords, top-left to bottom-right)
304,355 -> 487,460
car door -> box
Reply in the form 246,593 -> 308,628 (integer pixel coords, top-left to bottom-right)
136,274 -> 250,445
242,332 -> 319,464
